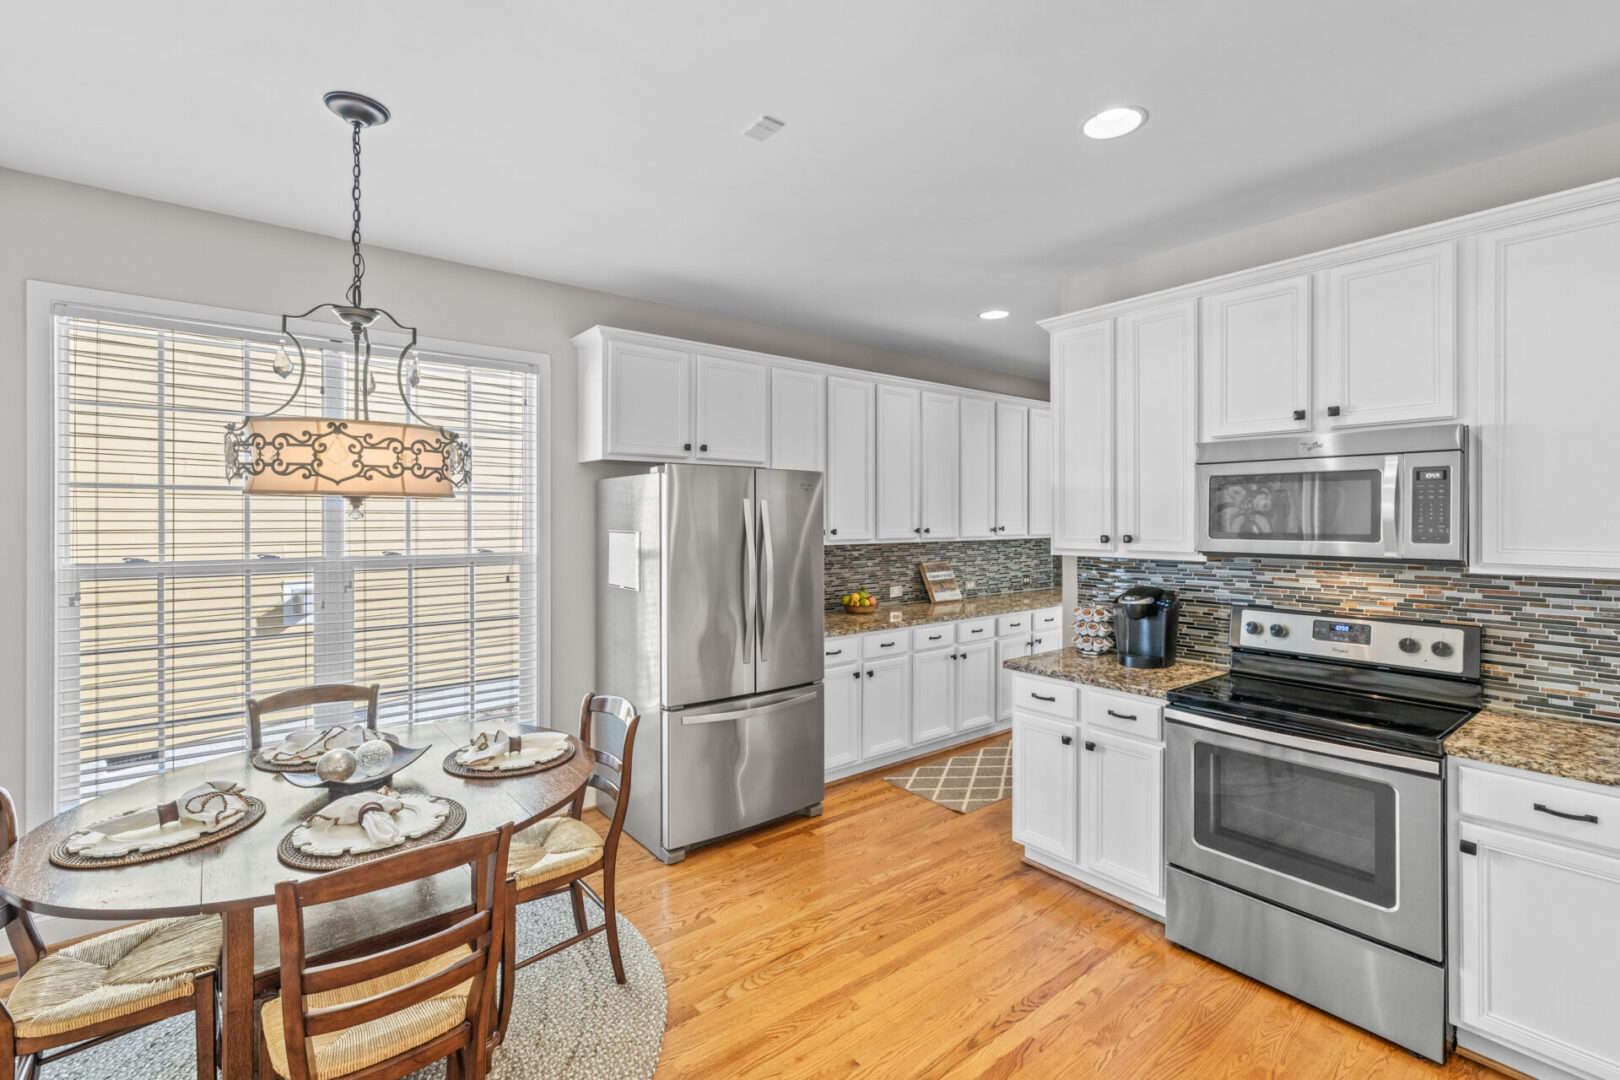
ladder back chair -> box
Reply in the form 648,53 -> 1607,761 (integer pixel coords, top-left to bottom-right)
258,822 -> 513,1080
246,683 -> 381,752
1,788 -> 221,1080
496,693 -> 639,1046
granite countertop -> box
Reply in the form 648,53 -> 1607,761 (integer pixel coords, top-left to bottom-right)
1445,709 -> 1620,788
1002,649 -> 1226,700
823,587 -> 1062,637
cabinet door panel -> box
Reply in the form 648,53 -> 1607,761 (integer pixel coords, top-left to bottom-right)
910,646 -> 955,743
1118,301 -> 1197,559
875,384 -> 921,540
1200,274 -> 1311,439
1012,712 -> 1079,863
770,367 -> 826,471
606,341 -> 691,459
1321,242 -> 1457,429
1050,322 -> 1115,553
860,655 -> 910,758
956,639 -> 996,733
1080,729 -> 1163,901
995,634 -> 1029,723
693,352 -> 769,464
826,376 -> 876,541
994,403 -> 1029,537
920,392 -> 961,539
1457,822 -> 1620,1078
958,397 -> 996,539
824,663 -> 862,771
1027,407 -> 1053,538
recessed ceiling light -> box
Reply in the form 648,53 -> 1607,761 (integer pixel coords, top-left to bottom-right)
979,309 -> 1010,321
1082,106 -> 1148,140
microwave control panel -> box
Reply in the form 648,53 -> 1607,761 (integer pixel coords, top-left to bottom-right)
1411,466 -> 1452,545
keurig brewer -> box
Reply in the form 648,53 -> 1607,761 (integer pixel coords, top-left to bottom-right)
1113,587 -> 1179,668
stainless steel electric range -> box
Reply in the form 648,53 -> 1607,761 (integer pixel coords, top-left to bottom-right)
1164,606 -> 1483,1063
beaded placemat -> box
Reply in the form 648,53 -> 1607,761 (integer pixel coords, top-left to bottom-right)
50,797 -> 267,870
441,739 -> 576,780
275,797 -> 466,872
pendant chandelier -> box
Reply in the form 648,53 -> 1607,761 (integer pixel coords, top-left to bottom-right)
225,91 -> 469,518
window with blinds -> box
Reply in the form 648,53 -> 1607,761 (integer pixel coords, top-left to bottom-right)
53,306 -> 540,810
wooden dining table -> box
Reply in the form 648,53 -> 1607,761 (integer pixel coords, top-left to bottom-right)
0,719 -> 594,1079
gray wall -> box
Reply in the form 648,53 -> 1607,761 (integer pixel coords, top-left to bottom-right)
0,167 -> 1046,823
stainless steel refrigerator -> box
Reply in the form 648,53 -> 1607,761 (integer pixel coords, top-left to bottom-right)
597,465 -> 825,863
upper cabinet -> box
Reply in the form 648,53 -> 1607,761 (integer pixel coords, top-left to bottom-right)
1117,301 -> 1198,559
919,392 -> 961,540
875,384 -> 921,540
1050,321 -> 1116,555
692,352 -> 770,464
769,367 -> 825,472
994,403 -> 1029,536
1026,407 -> 1053,538
826,375 -> 877,541
959,397 -> 996,540
1199,274 -> 1312,440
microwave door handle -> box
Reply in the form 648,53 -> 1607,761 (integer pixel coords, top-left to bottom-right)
742,496 -> 756,665
1381,455 -> 1401,557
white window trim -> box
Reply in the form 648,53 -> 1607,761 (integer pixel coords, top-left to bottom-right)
24,280 -> 552,829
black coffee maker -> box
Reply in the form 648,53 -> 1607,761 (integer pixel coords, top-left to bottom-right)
1113,587 -> 1179,669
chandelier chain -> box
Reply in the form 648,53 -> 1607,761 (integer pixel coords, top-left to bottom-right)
347,120 -> 365,307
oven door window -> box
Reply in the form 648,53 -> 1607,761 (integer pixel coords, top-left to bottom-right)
1192,741 -> 1397,907
1207,469 -> 1382,543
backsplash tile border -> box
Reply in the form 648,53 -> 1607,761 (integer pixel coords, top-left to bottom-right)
826,539 -> 1059,609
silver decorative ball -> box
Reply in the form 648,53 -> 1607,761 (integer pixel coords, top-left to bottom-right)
315,747 -> 358,782
354,739 -> 393,774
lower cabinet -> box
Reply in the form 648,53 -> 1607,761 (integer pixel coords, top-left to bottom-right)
911,646 -> 956,744
1011,712 -> 1079,863
860,654 -> 911,758
1080,729 -> 1163,902
955,639 -> 996,733
823,661 -> 863,772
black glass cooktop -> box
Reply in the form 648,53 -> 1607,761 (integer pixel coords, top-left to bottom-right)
1167,673 -> 1478,757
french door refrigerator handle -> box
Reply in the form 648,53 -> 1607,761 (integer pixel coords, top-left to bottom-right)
758,497 -> 774,663
741,496 -> 756,664
679,687 -> 821,725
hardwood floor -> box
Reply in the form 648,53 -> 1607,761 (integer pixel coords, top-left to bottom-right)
1,735 -> 1506,1078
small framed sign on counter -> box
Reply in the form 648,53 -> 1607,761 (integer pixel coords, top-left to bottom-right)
919,561 -> 962,603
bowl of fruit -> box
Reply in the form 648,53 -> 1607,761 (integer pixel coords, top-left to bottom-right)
841,589 -> 881,616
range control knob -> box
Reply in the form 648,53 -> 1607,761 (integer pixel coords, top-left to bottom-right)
1431,640 -> 1454,658
1244,621 -> 1264,636
1268,623 -> 1289,638
1398,637 -> 1421,654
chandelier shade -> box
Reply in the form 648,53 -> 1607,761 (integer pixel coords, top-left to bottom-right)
228,416 -> 469,499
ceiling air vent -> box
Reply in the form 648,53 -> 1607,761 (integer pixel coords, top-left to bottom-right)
743,115 -> 785,141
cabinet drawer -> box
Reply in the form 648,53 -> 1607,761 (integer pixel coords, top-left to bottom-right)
862,630 -> 910,658
1011,676 -> 1077,719
1459,764 -> 1620,854
997,612 -> 1033,637
1033,606 -> 1063,631
912,625 -> 954,651
957,617 -> 995,642
821,636 -> 858,665
1083,687 -> 1163,741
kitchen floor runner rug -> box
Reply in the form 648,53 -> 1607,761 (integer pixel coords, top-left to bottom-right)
885,741 -> 1012,814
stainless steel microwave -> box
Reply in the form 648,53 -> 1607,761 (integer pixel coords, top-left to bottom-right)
1196,423 -> 1466,562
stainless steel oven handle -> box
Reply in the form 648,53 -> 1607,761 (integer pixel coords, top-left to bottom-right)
1164,708 -> 1441,776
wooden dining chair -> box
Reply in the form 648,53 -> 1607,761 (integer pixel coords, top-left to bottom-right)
496,694 -> 639,1046
246,683 -> 381,751
0,787 -> 221,1080
257,822 -> 513,1080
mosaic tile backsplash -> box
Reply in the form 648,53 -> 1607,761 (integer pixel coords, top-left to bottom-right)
826,539 -> 1059,609
1069,555 -> 1620,724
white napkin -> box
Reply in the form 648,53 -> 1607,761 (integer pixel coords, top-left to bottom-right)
64,781 -> 250,856
269,723 -> 382,765
459,728 -> 519,765
176,781 -> 251,826
457,728 -> 569,769
311,790 -> 403,847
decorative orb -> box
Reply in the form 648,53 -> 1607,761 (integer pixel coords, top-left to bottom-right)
315,747 -> 358,782
354,739 -> 393,774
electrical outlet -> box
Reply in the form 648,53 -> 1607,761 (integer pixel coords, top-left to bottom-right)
964,578 -> 977,591
889,585 -> 904,599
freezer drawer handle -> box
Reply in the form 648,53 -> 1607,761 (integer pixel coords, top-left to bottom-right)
680,689 -> 822,725
1533,802 -> 1599,824
1029,692 -> 1056,703
1105,709 -> 1138,722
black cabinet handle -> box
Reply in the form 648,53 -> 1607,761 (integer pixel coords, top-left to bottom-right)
826,648 -> 843,656
928,633 -> 943,641
1326,405 -> 1341,417
1030,692 -> 1056,702
683,442 -> 693,451
852,670 -> 860,679
1026,639 -> 1035,648
864,670 -> 873,678
923,527 -> 931,534
970,628 -> 984,634
1060,735 -> 1072,746
1084,741 -> 1096,751
879,641 -> 896,648
1459,839 -> 1477,856
956,653 -> 966,661
1105,709 -> 1138,722
1099,534 -> 1110,543
1122,534 -> 1134,544
830,528 -> 838,536
699,443 -> 709,452
1533,802 -> 1599,824
1292,409 -> 1306,421
914,526 -> 922,534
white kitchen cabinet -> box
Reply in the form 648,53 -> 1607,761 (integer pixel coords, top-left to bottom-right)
580,336 -> 692,461
994,402 -> 1029,537
1011,712 -> 1079,864
770,367 -> 826,472
1026,407 -> 1052,538
1116,301 -> 1198,559
1050,321 -> 1115,554
826,375 -> 876,542
995,633 -> 1028,724
1200,274 -> 1312,440
919,391 -> 960,539
860,653 -> 911,758
823,660 -> 862,772
692,352 -> 769,464
1456,819 -> 1620,1079
955,639 -> 996,733
875,384 -> 921,541
1475,201 -> 1620,576
910,643 -> 956,744
1080,728 -> 1163,902
1320,241 -> 1457,429
959,396 -> 996,540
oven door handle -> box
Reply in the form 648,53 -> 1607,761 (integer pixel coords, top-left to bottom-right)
1164,708 -> 1441,776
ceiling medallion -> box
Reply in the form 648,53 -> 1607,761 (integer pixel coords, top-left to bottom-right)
225,91 -> 469,518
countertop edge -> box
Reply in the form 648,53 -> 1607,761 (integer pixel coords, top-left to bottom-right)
1002,650 -> 1227,701
1445,708 -> 1620,789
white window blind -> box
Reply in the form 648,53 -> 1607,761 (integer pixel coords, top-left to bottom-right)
52,305 -> 539,810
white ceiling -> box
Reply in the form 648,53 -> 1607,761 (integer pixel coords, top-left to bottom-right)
6,1 -> 1620,379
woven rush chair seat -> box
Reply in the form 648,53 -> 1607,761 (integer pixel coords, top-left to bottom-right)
258,946 -> 475,1079
4,914 -> 221,1039
509,817 -> 604,890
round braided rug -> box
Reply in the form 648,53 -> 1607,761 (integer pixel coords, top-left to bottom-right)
45,894 -> 666,1080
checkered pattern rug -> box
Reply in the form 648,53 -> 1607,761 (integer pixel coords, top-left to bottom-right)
884,742 -> 1011,814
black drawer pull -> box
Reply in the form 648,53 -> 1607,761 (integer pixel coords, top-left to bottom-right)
1084,741 -> 1096,751
928,634 -> 943,641
1105,709 -> 1138,722
1030,692 -> 1056,703
879,641 -> 896,648
1060,735 -> 1072,746
825,648 -> 842,656
1292,408 -> 1306,421
1533,802 -> 1599,824
970,628 -> 984,634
